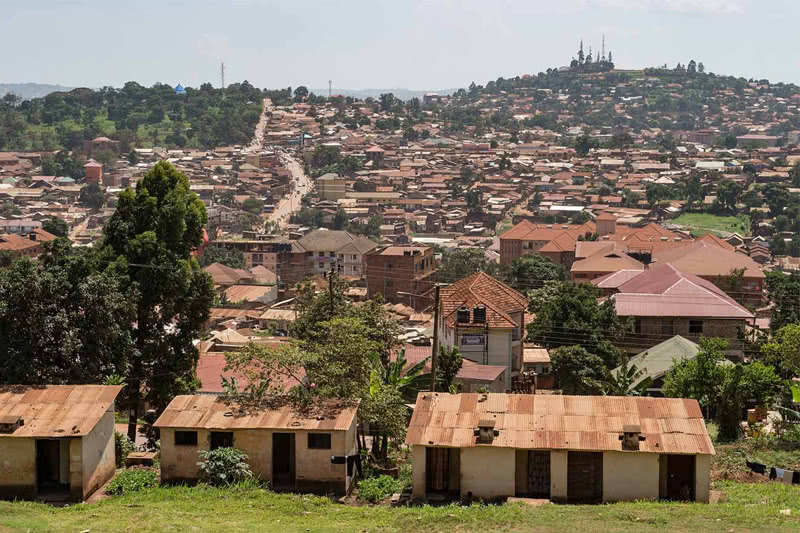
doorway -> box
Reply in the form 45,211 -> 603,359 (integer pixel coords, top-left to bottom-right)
567,452 -> 603,503
528,451 -> 551,498
272,433 -> 295,490
36,439 -> 69,497
425,447 -> 451,494
210,431 -> 234,450
665,455 -> 695,501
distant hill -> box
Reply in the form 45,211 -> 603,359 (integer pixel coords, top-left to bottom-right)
0,83 -> 76,99
309,87 -> 459,100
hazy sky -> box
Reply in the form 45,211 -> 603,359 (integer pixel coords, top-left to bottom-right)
2,0 -> 797,91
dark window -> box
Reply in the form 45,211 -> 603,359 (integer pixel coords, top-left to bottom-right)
175,431 -> 198,446
689,320 -> 704,334
661,320 -> 674,336
210,431 -> 233,450
308,433 -> 331,449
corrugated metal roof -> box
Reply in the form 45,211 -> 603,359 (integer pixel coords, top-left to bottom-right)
154,394 -> 358,431
0,385 -> 122,438
405,392 -> 714,455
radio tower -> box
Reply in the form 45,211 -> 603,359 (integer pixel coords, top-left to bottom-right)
602,34 -> 606,61
328,80 -> 332,98
220,62 -> 226,89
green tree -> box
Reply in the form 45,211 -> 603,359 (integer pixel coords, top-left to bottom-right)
79,182 -> 105,208
0,240 -> 135,384
501,254 -> 565,291
293,86 -> 309,100
550,345 -> 606,395
662,338 -> 727,417
717,179 -> 742,213
102,161 -> 215,441
439,248 -> 496,282
574,134 -> 594,156
766,271 -> 800,331
333,208 -> 348,230
198,245 -> 246,269
761,323 -> 800,378
526,282 -> 628,367
436,345 -> 463,392
791,162 -> 800,188
41,217 -> 69,238
241,197 -> 264,215
602,356 -> 652,396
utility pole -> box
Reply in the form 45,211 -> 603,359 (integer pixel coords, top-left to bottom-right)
328,264 -> 336,318
430,284 -> 441,393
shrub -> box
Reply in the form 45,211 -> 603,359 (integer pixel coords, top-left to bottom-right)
357,475 -> 405,503
115,431 -> 135,468
106,468 -> 158,495
197,447 -> 253,486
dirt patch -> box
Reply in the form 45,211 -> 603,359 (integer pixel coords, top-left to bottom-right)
712,468 -> 770,484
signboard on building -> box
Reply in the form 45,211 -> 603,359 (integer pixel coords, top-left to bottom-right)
461,334 -> 485,346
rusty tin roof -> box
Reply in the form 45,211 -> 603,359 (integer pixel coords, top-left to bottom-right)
0,385 -> 122,438
154,394 -> 358,431
405,392 -> 714,455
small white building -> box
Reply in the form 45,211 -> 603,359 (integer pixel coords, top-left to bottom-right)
406,392 -> 713,504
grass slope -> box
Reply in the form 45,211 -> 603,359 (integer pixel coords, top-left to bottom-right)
672,213 -> 751,237
1,482 -> 798,532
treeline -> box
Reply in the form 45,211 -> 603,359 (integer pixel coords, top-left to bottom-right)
0,81 -> 282,151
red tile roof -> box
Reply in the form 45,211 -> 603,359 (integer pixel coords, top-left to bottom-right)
440,272 -> 527,328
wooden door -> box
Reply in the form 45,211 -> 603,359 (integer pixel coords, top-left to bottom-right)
567,452 -> 603,503
528,451 -> 551,498
426,447 -> 450,493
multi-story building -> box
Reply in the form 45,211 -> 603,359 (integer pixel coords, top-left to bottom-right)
209,238 -> 302,287
295,229 -> 377,278
317,173 -> 347,200
436,272 -> 527,390
365,245 -> 436,310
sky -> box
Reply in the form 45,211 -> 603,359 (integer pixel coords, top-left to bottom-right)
1,0 -> 797,91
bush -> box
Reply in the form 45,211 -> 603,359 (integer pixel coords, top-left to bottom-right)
197,447 -> 253,486
357,475 -> 406,503
115,431 -> 135,468
106,468 -> 158,495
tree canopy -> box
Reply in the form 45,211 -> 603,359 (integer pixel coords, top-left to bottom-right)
103,161 -> 215,440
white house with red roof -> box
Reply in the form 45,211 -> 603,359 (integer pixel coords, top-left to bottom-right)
437,272 -> 528,388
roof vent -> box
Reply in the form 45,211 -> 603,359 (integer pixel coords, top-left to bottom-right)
457,306 -> 471,323
472,305 -> 486,323
619,424 -> 645,451
474,418 -> 499,444
0,415 -> 23,434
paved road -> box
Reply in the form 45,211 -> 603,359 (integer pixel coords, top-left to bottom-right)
268,154 -> 312,228
243,97 -> 312,229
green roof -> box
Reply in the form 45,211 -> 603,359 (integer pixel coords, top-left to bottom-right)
613,335 -> 699,387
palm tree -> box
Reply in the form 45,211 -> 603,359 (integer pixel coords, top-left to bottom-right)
599,356 -> 652,396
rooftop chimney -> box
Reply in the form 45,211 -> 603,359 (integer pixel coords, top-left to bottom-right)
619,424 -> 645,451
474,418 -> 499,444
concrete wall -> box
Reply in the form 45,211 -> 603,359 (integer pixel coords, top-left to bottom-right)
602,451 -> 659,502
695,454 -> 711,503
550,450 -> 568,502
160,426 -> 353,495
459,447 -> 515,500
0,438 -> 36,499
80,407 -> 117,499
69,438 -> 82,500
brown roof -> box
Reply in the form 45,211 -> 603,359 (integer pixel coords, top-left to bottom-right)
405,392 -> 714,455
203,263 -> 254,285
154,394 -> 357,431
499,220 -> 595,241
440,272 -> 527,328
653,241 -> 764,279
571,250 -> 644,274
0,385 -> 122,437
608,263 -> 753,319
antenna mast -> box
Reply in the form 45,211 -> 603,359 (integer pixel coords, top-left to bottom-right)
602,35 -> 606,61
328,80 -> 332,98
220,62 -> 225,89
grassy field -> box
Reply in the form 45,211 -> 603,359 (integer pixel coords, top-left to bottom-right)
0,481 -> 798,533
672,213 -> 751,237
496,217 -> 514,236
